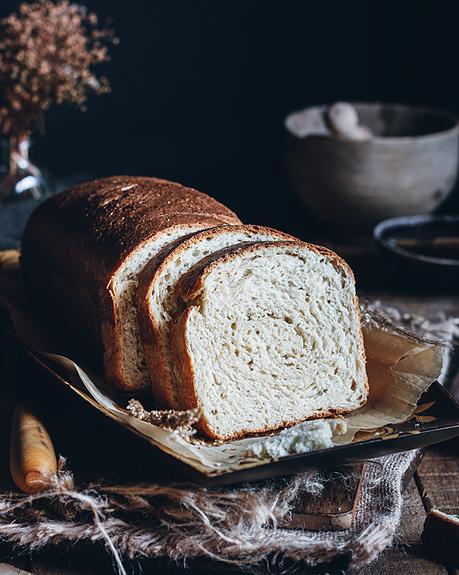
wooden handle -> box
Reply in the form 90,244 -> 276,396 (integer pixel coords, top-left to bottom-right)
0,249 -> 20,273
9,402 -> 57,493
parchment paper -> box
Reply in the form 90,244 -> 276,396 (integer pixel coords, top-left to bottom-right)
0,270 -> 444,477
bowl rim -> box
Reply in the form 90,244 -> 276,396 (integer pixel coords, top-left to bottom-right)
285,102 -> 459,144
373,214 -> 459,267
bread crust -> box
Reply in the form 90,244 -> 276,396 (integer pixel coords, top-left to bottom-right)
103,216 -> 235,390
137,225 -> 295,407
169,240 -> 368,440
136,230 -> 207,405
177,240 -> 355,302
21,176 -> 240,391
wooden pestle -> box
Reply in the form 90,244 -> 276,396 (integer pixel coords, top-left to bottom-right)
324,102 -> 373,141
10,402 -> 57,493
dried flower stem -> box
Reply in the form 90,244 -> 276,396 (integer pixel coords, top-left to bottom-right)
0,0 -> 117,137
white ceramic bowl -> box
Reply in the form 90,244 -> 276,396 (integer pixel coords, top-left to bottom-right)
285,103 -> 459,229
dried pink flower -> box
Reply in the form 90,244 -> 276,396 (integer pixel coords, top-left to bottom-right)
0,0 -> 118,136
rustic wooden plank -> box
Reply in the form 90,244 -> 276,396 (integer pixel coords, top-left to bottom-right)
358,547 -> 449,575
0,330 -> 20,483
399,476 -> 428,544
357,475 -> 448,575
415,445 -> 459,575
285,464 -> 363,530
0,564 -> 33,574
416,442 -> 459,515
31,558 -> 114,575
29,556 -> 261,575
0,556 -> 32,575
370,294 -> 459,318
0,564 -> 33,575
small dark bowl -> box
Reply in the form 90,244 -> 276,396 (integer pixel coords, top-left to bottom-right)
374,215 -> 459,287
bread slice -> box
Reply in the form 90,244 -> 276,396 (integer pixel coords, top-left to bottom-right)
106,216 -> 237,391
170,241 -> 368,440
21,176 -> 241,391
137,224 -> 293,407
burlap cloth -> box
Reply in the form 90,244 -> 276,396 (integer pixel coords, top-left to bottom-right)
0,303 -> 457,574
0,451 -> 417,574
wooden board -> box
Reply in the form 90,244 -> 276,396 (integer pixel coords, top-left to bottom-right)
282,451 -> 423,532
283,464 -> 364,530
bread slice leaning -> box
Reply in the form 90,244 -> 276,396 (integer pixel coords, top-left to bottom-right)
106,215 -> 239,391
170,241 -> 368,440
137,224 -> 294,407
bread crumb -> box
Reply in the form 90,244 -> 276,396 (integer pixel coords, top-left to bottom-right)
126,399 -> 200,436
245,419 -> 348,460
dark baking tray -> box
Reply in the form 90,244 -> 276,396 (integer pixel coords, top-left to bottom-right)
22,347 -> 459,487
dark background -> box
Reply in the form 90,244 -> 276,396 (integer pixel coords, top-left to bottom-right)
2,0 -> 459,236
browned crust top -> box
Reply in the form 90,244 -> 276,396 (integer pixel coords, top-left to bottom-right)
23,176 -> 239,278
22,175 -> 241,307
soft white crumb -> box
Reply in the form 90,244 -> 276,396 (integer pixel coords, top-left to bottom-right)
245,419 -> 348,460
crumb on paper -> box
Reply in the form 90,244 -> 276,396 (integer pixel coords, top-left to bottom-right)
245,419 -> 348,460
126,399 -> 200,437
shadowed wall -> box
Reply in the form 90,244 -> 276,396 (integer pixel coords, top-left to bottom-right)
1,0 -> 458,235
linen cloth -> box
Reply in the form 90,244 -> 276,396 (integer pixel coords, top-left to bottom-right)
0,451 -> 417,574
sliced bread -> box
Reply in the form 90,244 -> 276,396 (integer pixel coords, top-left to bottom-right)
170,241 -> 368,440
105,216 -> 236,391
137,224 -> 293,406
21,176 -> 240,391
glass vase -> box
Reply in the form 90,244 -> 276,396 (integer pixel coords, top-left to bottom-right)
0,133 -> 53,206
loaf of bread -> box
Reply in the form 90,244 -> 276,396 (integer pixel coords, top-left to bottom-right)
21,176 -> 240,391
170,241 -> 368,440
137,224 -> 294,407
22,175 -> 368,441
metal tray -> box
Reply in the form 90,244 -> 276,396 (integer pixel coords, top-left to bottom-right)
26,349 -> 459,486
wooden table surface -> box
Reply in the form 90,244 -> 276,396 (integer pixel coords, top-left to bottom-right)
1,288 -> 458,575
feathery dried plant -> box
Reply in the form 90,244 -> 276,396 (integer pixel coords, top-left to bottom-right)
0,0 -> 117,138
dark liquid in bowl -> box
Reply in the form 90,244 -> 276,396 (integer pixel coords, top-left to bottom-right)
395,237 -> 459,260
